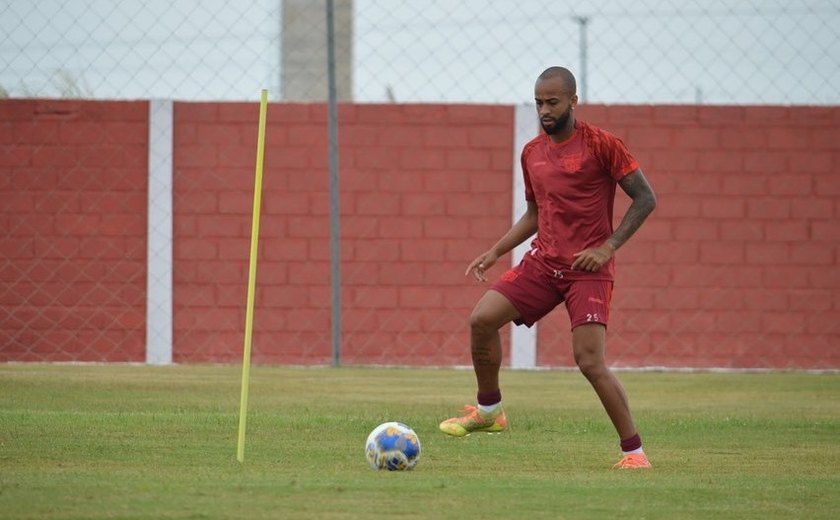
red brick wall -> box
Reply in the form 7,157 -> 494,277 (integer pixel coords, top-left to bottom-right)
0,100 -> 148,361
172,103 -> 513,365
538,105 -> 840,369
2,99 -> 838,368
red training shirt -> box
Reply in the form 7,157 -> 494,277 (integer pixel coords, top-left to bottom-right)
521,120 -> 639,280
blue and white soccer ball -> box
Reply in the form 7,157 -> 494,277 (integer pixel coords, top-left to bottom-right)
365,421 -> 421,471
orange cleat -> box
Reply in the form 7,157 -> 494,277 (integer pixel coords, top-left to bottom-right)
439,405 -> 507,437
613,453 -> 652,469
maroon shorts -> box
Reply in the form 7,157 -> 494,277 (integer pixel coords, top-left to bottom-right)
490,254 -> 613,330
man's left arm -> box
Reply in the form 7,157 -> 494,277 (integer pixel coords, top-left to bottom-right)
571,169 -> 657,272
606,168 -> 657,251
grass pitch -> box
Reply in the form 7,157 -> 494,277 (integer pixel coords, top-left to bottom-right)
1,364 -> 838,519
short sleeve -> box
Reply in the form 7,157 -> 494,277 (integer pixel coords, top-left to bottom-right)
521,144 -> 536,201
591,129 -> 639,181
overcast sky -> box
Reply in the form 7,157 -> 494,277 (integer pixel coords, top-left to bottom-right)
1,0 -> 838,105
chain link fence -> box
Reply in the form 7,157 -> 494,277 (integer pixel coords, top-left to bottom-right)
2,0 -> 839,367
2,0 -> 838,104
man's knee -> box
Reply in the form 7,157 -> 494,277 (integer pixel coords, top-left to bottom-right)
470,291 -> 518,334
469,307 -> 499,335
574,350 -> 606,378
572,324 -> 607,375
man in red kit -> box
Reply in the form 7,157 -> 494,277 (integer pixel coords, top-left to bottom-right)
439,66 -> 657,469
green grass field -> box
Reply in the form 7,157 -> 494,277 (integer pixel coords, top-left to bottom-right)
1,364 -> 838,519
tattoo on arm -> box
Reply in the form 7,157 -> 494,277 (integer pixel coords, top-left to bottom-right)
608,169 -> 657,251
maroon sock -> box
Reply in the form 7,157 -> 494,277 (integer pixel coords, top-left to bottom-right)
477,390 -> 502,406
620,433 -> 642,452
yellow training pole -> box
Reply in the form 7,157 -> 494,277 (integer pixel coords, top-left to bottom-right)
237,89 -> 268,463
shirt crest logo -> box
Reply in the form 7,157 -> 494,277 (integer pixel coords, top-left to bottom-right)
556,154 -> 582,172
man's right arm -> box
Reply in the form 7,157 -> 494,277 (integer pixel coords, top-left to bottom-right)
466,200 -> 538,281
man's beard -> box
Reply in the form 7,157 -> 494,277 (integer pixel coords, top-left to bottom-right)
541,105 -> 573,135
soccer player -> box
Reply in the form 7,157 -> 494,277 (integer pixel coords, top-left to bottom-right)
439,66 -> 657,469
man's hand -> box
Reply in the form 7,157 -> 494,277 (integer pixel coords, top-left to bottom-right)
571,243 -> 615,272
465,251 -> 499,282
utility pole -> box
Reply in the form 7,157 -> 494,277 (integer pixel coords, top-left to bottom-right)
326,0 -> 342,366
572,16 -> 589,102
281,0 -> 353,101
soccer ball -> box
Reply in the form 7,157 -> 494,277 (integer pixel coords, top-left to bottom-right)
365,422 -> 421,471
